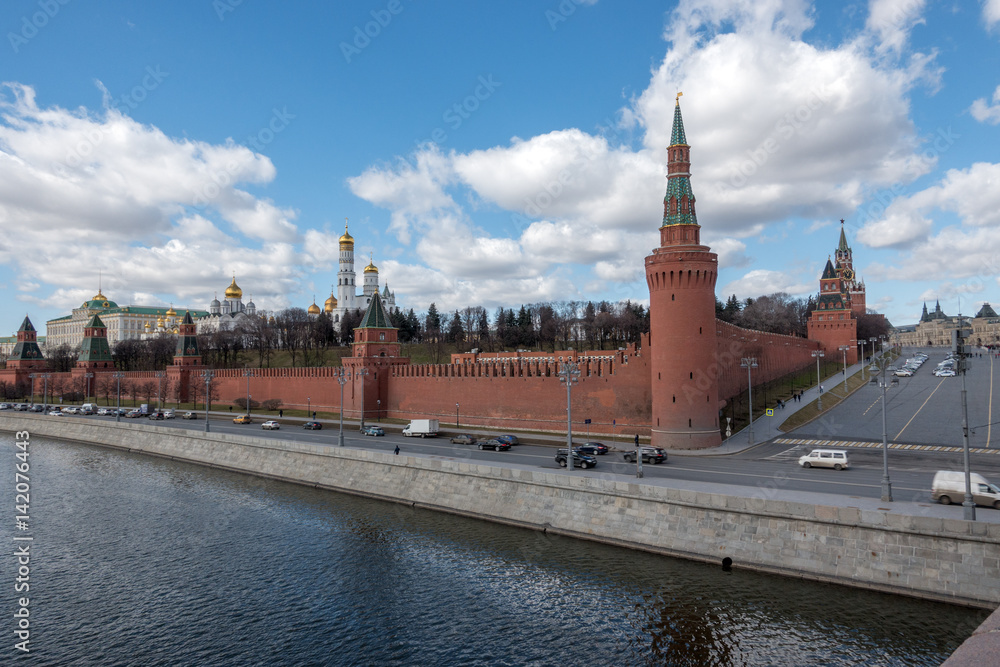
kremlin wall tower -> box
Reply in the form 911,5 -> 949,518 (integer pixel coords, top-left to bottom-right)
2,99 -> 871,449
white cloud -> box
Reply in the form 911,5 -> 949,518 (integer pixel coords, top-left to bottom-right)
720,269 -> 813,299
858,161 -> 1000,250
866,0 -> 927,53
971,85 -> 1000,124
986,0 -> 1000,29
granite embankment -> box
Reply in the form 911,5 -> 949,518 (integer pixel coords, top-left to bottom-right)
4,414 -> 999,609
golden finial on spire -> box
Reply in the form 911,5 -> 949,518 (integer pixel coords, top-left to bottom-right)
676,91 -> 683,104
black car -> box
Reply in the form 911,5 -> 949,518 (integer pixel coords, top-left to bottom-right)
303,421 -> 323,430
623,447 -> 668,464
577,442 -> 608,456
555,449 -> 597,469
496,435 -> 520,445
478,439 -> 511,451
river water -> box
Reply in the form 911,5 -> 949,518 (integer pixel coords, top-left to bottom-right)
1,436 -> 989,666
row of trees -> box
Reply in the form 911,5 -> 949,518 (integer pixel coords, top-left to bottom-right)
8,293 -> 890,374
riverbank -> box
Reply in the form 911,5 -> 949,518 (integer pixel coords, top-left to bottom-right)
3,413 -> 999,611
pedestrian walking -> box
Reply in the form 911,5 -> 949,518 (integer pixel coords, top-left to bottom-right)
394,445 -> 400,455
279,409 -> 283,418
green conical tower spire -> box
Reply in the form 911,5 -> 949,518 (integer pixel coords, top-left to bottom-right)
662,93 -> 697,227
838,219 -> 850,253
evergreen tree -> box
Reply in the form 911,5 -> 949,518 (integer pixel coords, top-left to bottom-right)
447,311 -> 465,344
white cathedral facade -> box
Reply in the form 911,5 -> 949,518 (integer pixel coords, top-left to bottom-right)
316,224 -> 396,323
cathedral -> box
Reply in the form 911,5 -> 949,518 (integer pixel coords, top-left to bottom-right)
316,223 -> 396,324
197,276 -> 259,333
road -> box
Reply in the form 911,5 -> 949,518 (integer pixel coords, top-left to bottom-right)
44,391 -> 1000,511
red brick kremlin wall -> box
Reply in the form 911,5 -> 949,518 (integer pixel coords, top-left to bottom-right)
2,322 -> 821,439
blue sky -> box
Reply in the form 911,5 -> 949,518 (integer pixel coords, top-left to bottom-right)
2,0 -> 1000,340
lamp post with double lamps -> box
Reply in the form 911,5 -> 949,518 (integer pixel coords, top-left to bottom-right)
812,350 -> 825,411
243,369 -> 254,416
154,371 -> 165,411
876,355 -> 893,503
558,362 -> 581,472
859,340 -> 868,380
356,368 -> 369,430
113,372 -> 125,423
84,372 -> 94,404
28,373 -> 37,408
41,373 -> 51,412
838,345 -> 851,391
740,357 -> 758,445
335,368 -> 351,447
201,370 -> 213,432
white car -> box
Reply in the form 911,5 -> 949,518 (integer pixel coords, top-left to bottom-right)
894,369 -> 913,377
934,369 -> 956,377
262,420 -> 280,430
798,449 -> 850,470
47,409 -> 64,416
163,410 -> 175,419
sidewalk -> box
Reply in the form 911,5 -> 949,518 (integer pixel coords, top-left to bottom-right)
680,352 -> 882,456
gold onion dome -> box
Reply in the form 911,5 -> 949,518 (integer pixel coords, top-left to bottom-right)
324,294 -> 338,312
307,298 -> 321,315
93,289 -> 107,301
364,255 -> 378,274
144,322 -> 151,329
156,316 -> 165,327
225,276 -> 243,299
339,223 -> 354,248
165,305 -> 177,317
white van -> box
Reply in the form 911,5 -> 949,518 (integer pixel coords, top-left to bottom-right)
932,471 -> 1000,509
798,449 -> 850,470
81,403 -> 96,413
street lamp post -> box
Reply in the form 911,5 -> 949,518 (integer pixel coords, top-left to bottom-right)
377,399 -> 381,422
154,371 -> 165,411
243,369 -> 254,416
740,357 -> 758,445
876,356 -> 893,502
42,373 -> 50,412
357,368 -> 369,430
456,403 -> 460,430
335,369 -> 351,447
859,340 -> 867,380
838,345 -> 851,391
113,372 -> 125,423
307,396 -> 311,418
201,370 -> 214,432
84,372 -> 94,404
812,350 -> 825,411
558,362 -> 581,473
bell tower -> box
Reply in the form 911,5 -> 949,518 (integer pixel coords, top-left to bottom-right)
644,95 -> 721,449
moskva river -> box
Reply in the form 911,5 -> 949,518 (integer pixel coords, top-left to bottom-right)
2,436 -> 988,666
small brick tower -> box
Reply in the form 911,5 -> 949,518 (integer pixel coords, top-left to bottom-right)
75,314 -> 114,369
6,316 -> 47,370
344,291 -> 409,423
644,95 -> 721,450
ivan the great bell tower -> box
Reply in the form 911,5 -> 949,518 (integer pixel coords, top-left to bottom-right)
644,95 -> 721,450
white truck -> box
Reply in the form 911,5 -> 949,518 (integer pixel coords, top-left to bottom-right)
402,419 -> 440,438
932,471 -> 1000,508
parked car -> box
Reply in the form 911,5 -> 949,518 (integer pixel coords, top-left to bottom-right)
798,449 -> 850,470
893,369 -> 913,377
63,406 -> 79,414
496,435 -> 520,446
233,414 -> 252,424
450,434 -> 477,445
181,411 -> 198,419
555,449 -> 598,469
303,421 -> 322,430
79,407 -> 94,415
0,403 -> 10,410
576,442 -> 609,456
29,404 -> 44,412
478,439 -> 511,451
47,409 -> 63,416
163,410 -> 175,419
149,412 -> 165,420
14,403 -> 29,411
623,447 -> 668,464
126,409 -> 143,418
362,425 -> 385,436
262,420 -> 280,430
934,368 -> 957,377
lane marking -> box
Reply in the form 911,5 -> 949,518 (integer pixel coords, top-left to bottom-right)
990,354 -> 994,449
894,378 -> 945,441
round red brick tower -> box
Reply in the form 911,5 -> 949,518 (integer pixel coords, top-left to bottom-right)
645,96 -> 721,450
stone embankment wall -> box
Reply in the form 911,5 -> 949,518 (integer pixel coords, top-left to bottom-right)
5,414 -> 999,609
